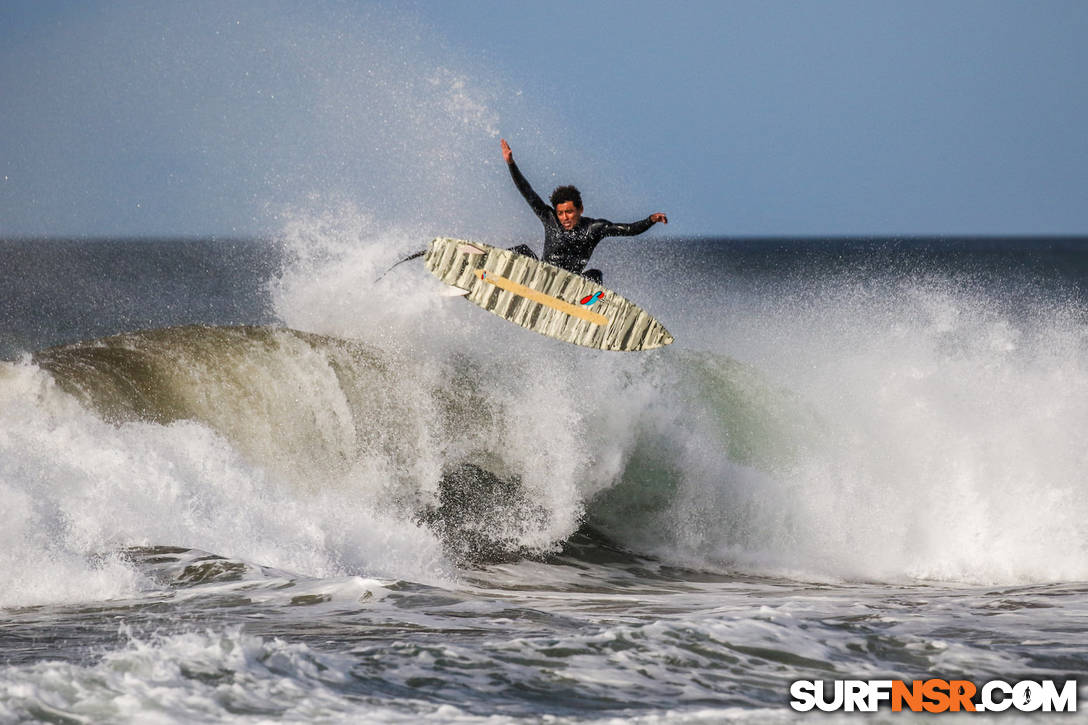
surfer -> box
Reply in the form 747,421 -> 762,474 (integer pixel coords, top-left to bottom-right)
501,139 -> 667,284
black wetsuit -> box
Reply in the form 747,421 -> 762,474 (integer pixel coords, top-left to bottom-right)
507,160 -> 656,283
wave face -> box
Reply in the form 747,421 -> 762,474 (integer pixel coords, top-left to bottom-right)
2,334 -> 446,609
30,324 -> 595,566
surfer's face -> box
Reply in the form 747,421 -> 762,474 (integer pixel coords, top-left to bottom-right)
555,201 -> 583,230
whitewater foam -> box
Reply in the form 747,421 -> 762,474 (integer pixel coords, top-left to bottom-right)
0,347 -> 451,609
0,628 -> 365,723
5,227 -> 1088,612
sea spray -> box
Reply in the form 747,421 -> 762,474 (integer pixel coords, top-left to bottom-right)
270,213 -> 1088,584
589,259 -> 1088,583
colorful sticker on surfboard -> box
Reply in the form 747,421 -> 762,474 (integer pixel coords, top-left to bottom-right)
580,291 -> 603,306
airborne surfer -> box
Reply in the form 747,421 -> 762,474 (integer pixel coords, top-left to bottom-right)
501,139 -> 667,285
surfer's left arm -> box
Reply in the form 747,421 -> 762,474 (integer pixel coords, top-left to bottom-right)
603,213 -> 668,236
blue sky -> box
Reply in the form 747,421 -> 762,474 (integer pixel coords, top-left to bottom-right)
1,0 -> 1086,238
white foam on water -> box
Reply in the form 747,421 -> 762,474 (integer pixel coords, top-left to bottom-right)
0,358 -> 449,609
0,627 -> 488,724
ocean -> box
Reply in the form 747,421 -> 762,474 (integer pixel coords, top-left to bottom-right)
1,232 -> 1087,722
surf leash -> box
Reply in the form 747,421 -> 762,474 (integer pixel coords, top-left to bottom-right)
375,249 -> 426,282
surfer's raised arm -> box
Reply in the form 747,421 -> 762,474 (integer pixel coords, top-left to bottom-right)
501,139 -> 550,220
499,137 -> 668,285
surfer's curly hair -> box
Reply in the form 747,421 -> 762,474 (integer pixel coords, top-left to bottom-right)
550,185 -> 583,210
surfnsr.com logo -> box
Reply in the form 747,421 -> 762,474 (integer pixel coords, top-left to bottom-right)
789,679 -> 1077,713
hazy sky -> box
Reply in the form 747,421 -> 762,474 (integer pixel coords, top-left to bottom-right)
1,0 -> 1086,238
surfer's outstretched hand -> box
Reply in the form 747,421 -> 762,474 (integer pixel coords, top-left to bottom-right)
650,213 -> 668,224
500,139 -> 513,164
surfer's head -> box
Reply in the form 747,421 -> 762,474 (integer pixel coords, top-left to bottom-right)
551,185 -> 583,230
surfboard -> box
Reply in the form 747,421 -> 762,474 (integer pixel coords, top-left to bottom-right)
423,237 -> 673,351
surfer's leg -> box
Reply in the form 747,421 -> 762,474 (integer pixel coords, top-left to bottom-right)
507,244 -> 538,260
582,269 -> 603,285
